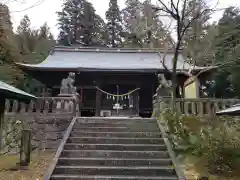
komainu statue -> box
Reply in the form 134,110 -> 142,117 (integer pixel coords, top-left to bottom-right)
154,73 -> 172,100
60,72 -> 77,95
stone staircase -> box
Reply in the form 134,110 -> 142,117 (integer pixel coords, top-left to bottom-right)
45,117 -> 185,180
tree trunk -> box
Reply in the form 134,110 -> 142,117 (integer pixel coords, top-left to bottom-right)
171,67 -> 177,111
171,41 -> 181,112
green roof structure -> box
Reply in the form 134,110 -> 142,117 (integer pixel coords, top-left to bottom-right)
0,81 -> 36,101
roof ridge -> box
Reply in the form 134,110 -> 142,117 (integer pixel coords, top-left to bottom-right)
52,46 -> 179,53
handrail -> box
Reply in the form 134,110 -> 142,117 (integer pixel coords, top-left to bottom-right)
44,117 -> 77,180
156,118 -> 186,180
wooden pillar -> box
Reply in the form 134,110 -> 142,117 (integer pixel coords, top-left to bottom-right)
135,90 -> 140,116
131,91 -> 138,116
95,87 -> 102,116
42,85 -> 46,97
129,93 -> 134,114
79,86 -> 83,112
0,97 -> 5,151
80,87 -> 83,103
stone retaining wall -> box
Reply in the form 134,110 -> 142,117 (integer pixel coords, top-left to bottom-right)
30,115 -> 73,150
3,114 -> 73,151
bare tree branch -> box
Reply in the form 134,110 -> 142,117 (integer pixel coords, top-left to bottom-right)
181,0 -> 188,24
171,0 -> 178,16
154,0 -> 221,108
158,19 -> 174,74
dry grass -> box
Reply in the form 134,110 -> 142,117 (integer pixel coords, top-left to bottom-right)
0,151 -> 53,180
182,155 -> 240,180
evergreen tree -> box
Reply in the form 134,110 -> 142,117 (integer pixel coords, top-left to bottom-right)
0,3 -> 24,85
38,22 -> 54,40
212,7 -> 240,98
183,0 -> 213,66
16,15 -> 40,54
16,16 -> 56,94
17,15 -> 31,36
121,0 -> 143,47
142,0 -> 173,48
121,0 -> 172,48
106,0 -> 123,47
57,0 -> 106,46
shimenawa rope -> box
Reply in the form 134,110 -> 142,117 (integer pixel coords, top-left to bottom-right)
95,86 -> 140,97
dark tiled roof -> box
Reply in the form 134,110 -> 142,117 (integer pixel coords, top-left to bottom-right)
16,46 -> 206,72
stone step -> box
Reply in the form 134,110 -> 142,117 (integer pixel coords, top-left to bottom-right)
72,126 -> 160,132
64,143 -> 167,151
50,174 -> 178,180
61,150 -> 169,158
74,122 -> 158,128
53,165 -> 176,176
76,118 -> 156,123
67,137 -> 165,144
70,131 -> 162,138
57,157 -> 173,166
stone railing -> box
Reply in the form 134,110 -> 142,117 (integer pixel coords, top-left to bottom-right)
153,97 -> 240,117
5,96 -> 80,117
3,96 -> 80,150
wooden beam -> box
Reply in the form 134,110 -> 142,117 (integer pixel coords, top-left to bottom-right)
53,85 -> 96,90
95,88 -> 101,116
42,85 -> 46,97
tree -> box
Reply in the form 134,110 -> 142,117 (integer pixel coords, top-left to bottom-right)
16,15 -> 38,54
121,0 -> 173,48
142,0 -> 174,48
0,3 -> 24,85
212,7 -> 240,98
183,0 -> 214,66
106,0 -> 123,47
121,0 -> 144,47
57,0 -> 107,46
38,22 -> 54,40
15,15 -> 56,94
155,0 -> 215,109
17,15 -> 31,36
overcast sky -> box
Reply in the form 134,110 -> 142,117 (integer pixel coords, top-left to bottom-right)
3,0 -> 240,38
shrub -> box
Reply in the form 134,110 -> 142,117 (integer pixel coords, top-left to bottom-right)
160,109 -> 240,176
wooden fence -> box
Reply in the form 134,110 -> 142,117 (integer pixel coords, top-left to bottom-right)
153,97 -> 240,117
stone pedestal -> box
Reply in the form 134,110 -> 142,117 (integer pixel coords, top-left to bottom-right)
57,93 -> 80,116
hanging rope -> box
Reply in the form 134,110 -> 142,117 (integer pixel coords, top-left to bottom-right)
96,86 -> 140,97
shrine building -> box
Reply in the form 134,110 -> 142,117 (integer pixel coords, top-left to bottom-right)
17,46 -> 214,117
